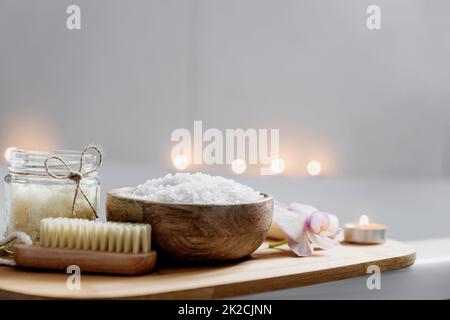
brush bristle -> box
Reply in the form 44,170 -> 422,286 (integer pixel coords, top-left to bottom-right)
40,218 -> 151,254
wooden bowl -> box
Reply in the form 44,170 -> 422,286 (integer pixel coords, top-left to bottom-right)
106,188 -> 273,262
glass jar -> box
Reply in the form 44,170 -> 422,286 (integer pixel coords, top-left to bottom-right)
3,148 -> 101,241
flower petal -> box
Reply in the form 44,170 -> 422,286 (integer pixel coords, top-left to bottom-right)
273,203 -> 308,243
307,213 -> 322,234
288,203 -> 318,215
326,213 -> 339,231
288,232 -> 313,256
274,200 -> 289,209
267,220 -> 287,240
308,232 -> 340,250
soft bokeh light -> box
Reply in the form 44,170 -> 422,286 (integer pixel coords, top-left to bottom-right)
270,158 -> 285,174
306,160 -> 322,176
231,159 -> 247,174
172,154 -> 188,170
274,124 -> 339,176
359,215 -> 369,225
4,147 -> 16,162
0,112 -> 61,155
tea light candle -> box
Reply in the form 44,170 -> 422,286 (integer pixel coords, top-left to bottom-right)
344,215 -> 386,244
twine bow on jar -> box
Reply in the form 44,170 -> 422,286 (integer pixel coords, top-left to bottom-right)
44,146 -> 103,219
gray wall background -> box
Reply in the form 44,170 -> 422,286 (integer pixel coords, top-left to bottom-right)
1,0 -> 450,177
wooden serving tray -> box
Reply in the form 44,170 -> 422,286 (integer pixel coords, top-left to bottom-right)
0,239 -> 415,299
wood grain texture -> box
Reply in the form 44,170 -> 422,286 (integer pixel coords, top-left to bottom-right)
106,189 -> 274,261
13,244 -> 157,276
0,239 -> 415,300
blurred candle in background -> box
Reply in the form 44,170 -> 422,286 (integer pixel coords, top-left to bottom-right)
307,160 -> 322,176
270,158 -> 285,174
0,112 -> 61,161
172,154 -> 189,170
4,147 -> 16,162
231,158 -> 246,174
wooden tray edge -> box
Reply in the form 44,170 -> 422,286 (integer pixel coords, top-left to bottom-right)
120,250 -> 417,300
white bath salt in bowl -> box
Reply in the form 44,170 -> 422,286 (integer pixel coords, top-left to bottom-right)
122,172 -> 264,204
107,173 -> 273,261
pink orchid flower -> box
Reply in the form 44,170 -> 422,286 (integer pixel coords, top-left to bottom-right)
269,201 -> 341,256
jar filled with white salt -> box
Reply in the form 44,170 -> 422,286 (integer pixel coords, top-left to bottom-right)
3,147 -> 101,241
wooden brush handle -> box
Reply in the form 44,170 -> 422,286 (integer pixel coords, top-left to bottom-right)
13,244 -> 157,276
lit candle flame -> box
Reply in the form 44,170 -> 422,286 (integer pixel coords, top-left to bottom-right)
359,215 -> 369,225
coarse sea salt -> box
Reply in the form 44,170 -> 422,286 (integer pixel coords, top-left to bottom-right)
123,172 -> 264,204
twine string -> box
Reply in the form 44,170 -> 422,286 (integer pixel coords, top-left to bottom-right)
44,146 -> 103,219
0,232 -> 33,266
